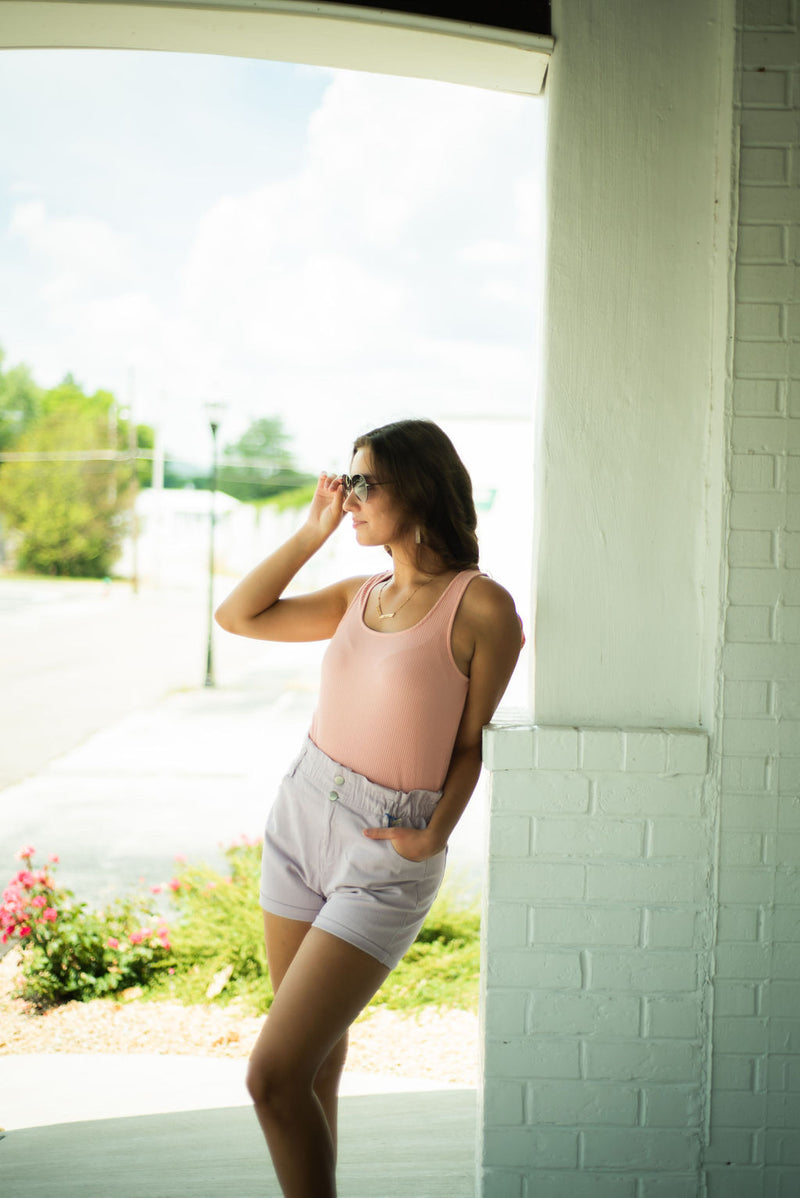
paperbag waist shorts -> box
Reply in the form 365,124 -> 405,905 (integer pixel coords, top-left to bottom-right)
259,737 -> 447,970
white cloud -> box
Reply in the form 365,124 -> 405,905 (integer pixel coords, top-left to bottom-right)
1,63 -> 544,466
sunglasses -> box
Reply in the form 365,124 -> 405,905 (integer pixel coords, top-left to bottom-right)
340,474 -> 392,503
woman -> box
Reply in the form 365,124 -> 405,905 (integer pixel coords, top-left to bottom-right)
215,418 -> 522,1197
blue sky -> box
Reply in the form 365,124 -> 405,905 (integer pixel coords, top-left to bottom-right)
0,49 -> 544,469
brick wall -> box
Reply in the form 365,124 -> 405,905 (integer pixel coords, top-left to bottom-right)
479,3 -> 798,1194
479,727 -> 712,1197
706,3 -> 800,1195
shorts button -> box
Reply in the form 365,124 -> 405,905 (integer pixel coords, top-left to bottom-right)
329,791 -> 339,802
334,774 -> 345,786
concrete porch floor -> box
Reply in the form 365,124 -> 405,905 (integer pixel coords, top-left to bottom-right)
0,1055 -> 477,1197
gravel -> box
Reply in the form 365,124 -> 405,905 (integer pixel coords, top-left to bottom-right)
0,950 -> 478,1086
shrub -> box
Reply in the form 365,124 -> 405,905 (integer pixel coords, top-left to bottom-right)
1,846 -> 173,1006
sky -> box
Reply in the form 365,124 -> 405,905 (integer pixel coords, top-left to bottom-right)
0,48 -> 545,472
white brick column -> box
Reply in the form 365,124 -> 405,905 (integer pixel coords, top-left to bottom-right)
479,725 -> 711,1198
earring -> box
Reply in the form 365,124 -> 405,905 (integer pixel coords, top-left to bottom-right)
415,526 -> 421,545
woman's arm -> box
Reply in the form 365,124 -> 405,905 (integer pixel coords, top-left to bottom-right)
364,577 -> 524,859
214,472 -> 367,642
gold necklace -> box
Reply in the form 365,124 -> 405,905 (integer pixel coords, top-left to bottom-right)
376,576 -> 434,620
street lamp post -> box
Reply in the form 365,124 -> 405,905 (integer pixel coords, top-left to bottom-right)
204,404 -> 224,688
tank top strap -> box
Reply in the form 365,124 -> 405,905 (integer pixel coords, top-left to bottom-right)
426,568 -> 484,637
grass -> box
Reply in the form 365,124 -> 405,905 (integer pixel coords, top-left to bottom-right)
139,840 -> 481,1016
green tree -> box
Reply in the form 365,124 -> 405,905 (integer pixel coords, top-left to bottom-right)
0,349 -> 43,452
216,416 -> 314,503
0,383 -> 135,577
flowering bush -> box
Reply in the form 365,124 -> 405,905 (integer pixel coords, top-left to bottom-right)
1,846 -> 174,1006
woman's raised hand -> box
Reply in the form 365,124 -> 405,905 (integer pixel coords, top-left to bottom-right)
305,471 -> 346,541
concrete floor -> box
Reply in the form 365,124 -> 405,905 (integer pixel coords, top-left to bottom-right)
0,1090 -> 477,1197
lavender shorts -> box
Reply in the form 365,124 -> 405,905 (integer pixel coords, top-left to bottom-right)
259,737 -> 447,970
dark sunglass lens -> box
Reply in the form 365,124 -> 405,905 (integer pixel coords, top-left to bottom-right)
353,476 -> 369,502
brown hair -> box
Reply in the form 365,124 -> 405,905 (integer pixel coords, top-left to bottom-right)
353,419 -> 479,571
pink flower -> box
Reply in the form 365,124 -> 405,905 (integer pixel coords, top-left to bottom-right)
42,908 -> 57,922
168,878 -> 181,892
19,925 -> 32,937
48,853 -> 59,864
31,895 -> 46,908
174,854 -> 186,864
15,845 -> 35,861
168,968 -> 175,975
17,871 -> 35,888
150,884 -> 163,895
107,937 -> 120,949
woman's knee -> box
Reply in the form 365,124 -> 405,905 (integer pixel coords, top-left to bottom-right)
246,1047 -> 301,1110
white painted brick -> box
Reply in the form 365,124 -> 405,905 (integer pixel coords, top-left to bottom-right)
485,902 -> 528,949
739,184 -> 797,222
717,905 -> 762,942
728,529 -> 777,567
624,731 -> 668,773
720,829 -> 767,865
740,146 -> 790,185
487,860 -> 585,901
734,415 -> 799,453
714,1016 -> 769,1054
705,1128 -> 756,1165
666,732 -> 709,775
778,606 -> 800,642
519,1175 -> 637,1198
771,943 -> 800,979
736,265 -> 795,303
723,717 -> 780,754
597,776 -> 704,817
489,949 -> 582,989
736,341 -> 789,377
720,792 -> 777,827
484,989 -> 528,1037
776,680 -> 800,714
724,679 -> 773,717
726,604 -> 775,642
731,452 -> 778,490
717,867 -> 775,905
712,1055 -> 757,1090
535,817 -> 644,859
741,0 -> 795,30
736,303 -> 785,338
742,30 -> 800,67
483,726 -> 535,770
581,1127 -> 697,1171
527,992 -> 641,1037
788,495 -> 800,530
585,1041 -> 700,1084
533,905 -> 640,947
786,532 -> 800,567
526,1079 -> 638,1126
484,1037 -> 581,1079
774,868 -> 800,903
483,1127 -> 579,1169
481,1170 -> 523,1198
645,908 -> 702,949
772,905 -> 800,941
490,814 -> 531,858
731,492 -> 787,529
483,1079 -> 524,1126
642,1085 -> 702,1127
789,456 -> 800,492
587,861 -> 704,903
723,757 -> 771,795
645,996 -> 703,1039
580,728 -> 625,771
741,68 -> 791,106
713,979 -> 760,1016
777,756 -> 800,794
776,794 -> 800,828
638,1177 -> 701,1198
589,949 -> 699,993
769,1017 -> 800,1051
536,727 -> 579,770
728,568 -> 800,608
648,820 -> 707,858
491,770 -> 591,815
710,1090 -> 768,1128
706,1166 -> 764,1197
733,376 -> 784,412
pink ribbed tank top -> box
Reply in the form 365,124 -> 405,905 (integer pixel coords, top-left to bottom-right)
309,569 -> 481,793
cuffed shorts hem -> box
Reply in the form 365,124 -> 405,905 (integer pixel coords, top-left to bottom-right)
312,913 -> 397,970
260,894 -> 323,923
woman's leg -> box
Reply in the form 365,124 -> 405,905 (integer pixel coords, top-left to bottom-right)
259,912 -> 348,1152
248,919 -> 389,1198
